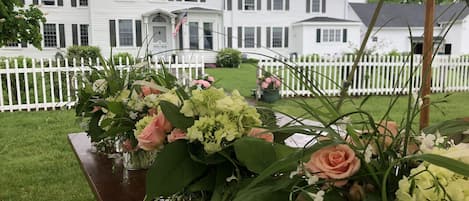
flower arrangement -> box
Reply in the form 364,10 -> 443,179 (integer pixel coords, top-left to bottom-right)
191,74 -> 215,90
258,72 -> 281,90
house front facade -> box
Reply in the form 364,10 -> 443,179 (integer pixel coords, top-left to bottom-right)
1,0 -> 468,63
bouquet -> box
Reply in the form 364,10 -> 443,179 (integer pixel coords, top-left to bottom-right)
258,72 -> 281,91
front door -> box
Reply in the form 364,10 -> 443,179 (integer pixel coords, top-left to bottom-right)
153,26 -> 168,53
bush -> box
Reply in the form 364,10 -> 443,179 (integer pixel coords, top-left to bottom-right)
0,56 -> 33,69
296,54 -> 321,62
216,48 -> 242,68
112,52 -> 135,65
66,46 -> 101,64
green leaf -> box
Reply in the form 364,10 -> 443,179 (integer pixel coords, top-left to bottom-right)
160,101 -> 195,130
414,153 -> 469,177
145,141 -> 207,200
187,170 -> 216,192
106,101 -> 126,116
423,118 -> 469,143
232,176 -> 293,201
234,137 -> 276,174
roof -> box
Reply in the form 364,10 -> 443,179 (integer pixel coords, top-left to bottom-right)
172,7 -> 222,14
350,2 -> 469,27
297,16 -> 358,23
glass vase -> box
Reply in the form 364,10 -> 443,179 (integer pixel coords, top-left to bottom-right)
123,150 -> 157,170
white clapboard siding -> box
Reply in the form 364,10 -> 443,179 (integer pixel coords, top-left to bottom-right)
259,55 -> 469,98
0,56 -> 204,112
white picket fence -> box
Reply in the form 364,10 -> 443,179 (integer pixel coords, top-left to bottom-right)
259,55 -> 469,97
0,56 -> 205,112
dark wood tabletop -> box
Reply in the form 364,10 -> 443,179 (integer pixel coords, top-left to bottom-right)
68,133 -> 146,201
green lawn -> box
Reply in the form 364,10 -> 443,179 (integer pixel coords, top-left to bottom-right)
0,110 -> 93,201
1,64 -> 468,201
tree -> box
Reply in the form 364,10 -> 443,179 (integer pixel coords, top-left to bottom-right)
0,0 -> 45,49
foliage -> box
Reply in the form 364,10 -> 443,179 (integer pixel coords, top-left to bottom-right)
112,52 -> 135,65
216,48 -> 242,68
0,0 -> 45,49
242,57 -> 259,64
0,56 -> 33,68
66,46 -> 101,64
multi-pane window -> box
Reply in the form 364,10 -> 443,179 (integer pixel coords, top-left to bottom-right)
272,27 -> 283,48
43,24 -> 57,47
42,0 -> 55,6
273,0 -> 283,10
79,0 -> 88,6
189,22 -> 199,49
312,0 -> 320,12
80,24 -> 89,46
203,22 -> 213,50
119,20 -> 133,46
322,29 -> 342,42
6,42 -> 19,47
244,0 -> 255,10
244,27 -> 255,48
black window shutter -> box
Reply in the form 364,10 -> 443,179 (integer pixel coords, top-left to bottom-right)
135,20 -> 142,47
444,44 -> 452,55
306,0 -> 310,13
227,27 -> 233,48
179,24 -> 183,50
109,20 -> 116,47
266,27 -> 271,48
267,0 -> 271,10
238,0 -> 242,10
321,0 -> 326,13
284,27 -> 289,48
200,0 -> 206,2
343,29 -> 347,43
71,0 -> 77,7
58,0 -> 63,6
285,0 -> 290,10
21,41 -> 27,48
227,0 -> 232,10
72,24 -> 78,45
257,0 -> 261,10
33,0 -> 38,5
256,27 -> 261,48
316,28 -> 321,43
59,24 -> 66,48
237,27 -> 243,48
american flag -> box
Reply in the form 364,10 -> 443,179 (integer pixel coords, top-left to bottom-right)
172,12 -> 187,37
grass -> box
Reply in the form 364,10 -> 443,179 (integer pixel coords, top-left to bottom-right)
1,63 -> 468,201
0,110 -> 93,201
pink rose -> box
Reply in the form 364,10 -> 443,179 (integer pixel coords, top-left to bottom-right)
141,86 -> 160,97
167,129 -> 187,143
200,80 -> 211,88
305,144 -> 360,187
265,77 -> 272,84
137,119 -> 166,151
154,112 -> 173,133
275,80 -> 281,88
122,139 -> 137,152
248,128 -> 274,143
207,76 -> 215,82
91,106 -> 101,113
261,82 -> 269,89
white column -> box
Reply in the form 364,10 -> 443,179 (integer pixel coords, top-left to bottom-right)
171,17 -> 176,55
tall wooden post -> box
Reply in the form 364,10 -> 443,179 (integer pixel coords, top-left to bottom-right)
420,0 -> 435,130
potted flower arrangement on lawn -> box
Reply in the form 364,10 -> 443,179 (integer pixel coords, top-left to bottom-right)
258,72 -> 282,103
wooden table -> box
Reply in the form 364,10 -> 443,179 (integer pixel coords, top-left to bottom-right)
68,133 -> 146,201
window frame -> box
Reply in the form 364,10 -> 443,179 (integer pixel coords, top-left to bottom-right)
189,21 -> 199,50
321,29 -> 342,43
41,0 -> 56,6
203,22 -> 213,50
80,24 -> 89,46
271,27 -> 283,48
118,19 -> 134,47
272,0 -> 283,11
243,0 -> 256,11
79,0 -> 88,6
43,23 -> 58,48
243,27 -> 256,48
311,0 -> 321,13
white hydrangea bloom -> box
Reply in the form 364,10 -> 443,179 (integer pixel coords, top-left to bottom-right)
307,190 -> 325,201
364,146 -> 373,163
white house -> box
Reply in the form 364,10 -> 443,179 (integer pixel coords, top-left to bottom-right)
1,0 -> 468,63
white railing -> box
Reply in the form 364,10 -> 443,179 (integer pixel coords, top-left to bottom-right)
0,55 -> 205,112
259,55 -> 469,97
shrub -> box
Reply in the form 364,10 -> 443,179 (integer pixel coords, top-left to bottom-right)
296,54 -> 321,62
66,46 -> 101,64
242,57 -> 259,64
0,56 -> 33,69
112,52 -> 135,65
216,48 -> 242,68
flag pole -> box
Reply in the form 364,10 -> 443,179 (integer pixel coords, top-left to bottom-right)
420,0 -> 435,130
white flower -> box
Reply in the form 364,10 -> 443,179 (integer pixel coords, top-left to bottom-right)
0,18 -> 6,23
225,174 -> 238,182
289,165 -> 302,179
418,133 -> 436,153
129,111 -> 138,120
92,79 -> 107,94
307,174 -> 319,185
463,130 -> 469,135
412,91 -> 423,108
307,190 -> 325,201
364,146 -> 373,163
